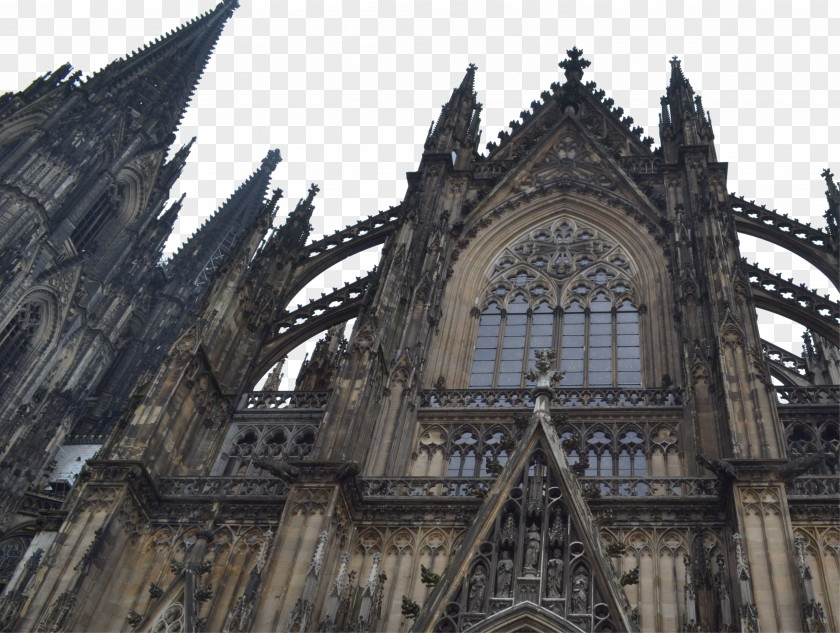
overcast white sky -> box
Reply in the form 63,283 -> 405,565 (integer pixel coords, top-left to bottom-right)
2,0 -> 837,381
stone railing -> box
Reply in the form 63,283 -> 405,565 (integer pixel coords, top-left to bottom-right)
586,477 -> 720,498
20,490 -> 66,514
617,156 -> 663,175
474,160 -> 515,179
360,477 -> 486,498
359,476 -> 717,499
774,386 -> 840,406
238,391 -> 331,410
419,388 -> 683,409
785,476 -> 840,498
157,477 -> 290,499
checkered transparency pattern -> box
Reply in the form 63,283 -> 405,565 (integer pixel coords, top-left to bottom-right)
2,1 -> 837,382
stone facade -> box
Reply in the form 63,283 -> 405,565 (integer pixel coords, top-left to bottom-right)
0,4 -> 838,633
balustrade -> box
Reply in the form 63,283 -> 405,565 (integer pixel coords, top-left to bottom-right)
419,388 -> 683,408
359,476 -> 718,499
785,476 -> 840,498
238,391 -> 330,410
775,386 -> 840,405
157,477 -> 290,499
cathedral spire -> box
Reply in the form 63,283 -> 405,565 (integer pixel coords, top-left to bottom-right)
658,56 -> 716,163
424,64 -> 482,160
167,148 -> 281,287
83,0 -> 238,143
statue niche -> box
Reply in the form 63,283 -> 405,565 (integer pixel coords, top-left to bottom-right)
458,453 -> 588,619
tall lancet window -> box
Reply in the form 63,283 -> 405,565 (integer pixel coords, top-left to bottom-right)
71,185 -> 120,252
0,301 -> 44,389
469,218 -> 642,388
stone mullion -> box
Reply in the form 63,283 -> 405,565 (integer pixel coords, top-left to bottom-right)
583,306 -> 591,388
553,307 -> 564,372
731,481 -> 809,633
254,485 -> 340,632
200,538 -> 238,631
492,310 -> 507,389
520,308 -> 533,388
610,306 -> 617,388
374,380 -> 410,476
20,483 -> 124,631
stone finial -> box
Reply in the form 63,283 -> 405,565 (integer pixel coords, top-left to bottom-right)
559,47 -> 591,83
307,531 -> 329,578
524,349 -> 565,390
793,532 -> 813,580
732,532 -> 750,581
255,529 -> 273,573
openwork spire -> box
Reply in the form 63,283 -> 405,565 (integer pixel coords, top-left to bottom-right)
84,1 -> 238,142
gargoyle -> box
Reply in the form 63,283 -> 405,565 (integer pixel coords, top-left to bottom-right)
777,452 -> 838,481
335,460 -> 361,482
420,563 -> 441,587
696,454 -> 737,481
252,457 -> 301,481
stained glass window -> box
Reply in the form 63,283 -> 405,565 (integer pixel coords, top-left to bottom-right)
470,218 -> 642,388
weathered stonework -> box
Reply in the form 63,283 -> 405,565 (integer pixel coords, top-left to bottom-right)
0,11 -> 837,633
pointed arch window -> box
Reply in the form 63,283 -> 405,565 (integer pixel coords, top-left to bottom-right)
0,301 -> 44,390
71,185 -> 119,252
470,218 -> 642,388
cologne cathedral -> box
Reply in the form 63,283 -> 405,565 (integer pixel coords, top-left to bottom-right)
0,1 -> 838,631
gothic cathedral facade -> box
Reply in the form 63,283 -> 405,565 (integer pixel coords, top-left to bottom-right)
0,2 -> 838,632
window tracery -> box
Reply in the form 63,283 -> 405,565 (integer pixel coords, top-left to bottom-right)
426,420 -> 679,482
785,420 -> 839,475
0,538 -> 25,592
150,601 -> 184,633
71,185 -> 120,252
470,218 -> 641,389
213,421 -> 318,476
446,427 -> 511,477
0,300 -> 46,391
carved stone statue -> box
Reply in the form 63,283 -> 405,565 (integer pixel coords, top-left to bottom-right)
523,523 -> 541,573
495,551 -> 513,596
571,569 -> 589,613
546,550 -> 564,598
468,564 -> 487,612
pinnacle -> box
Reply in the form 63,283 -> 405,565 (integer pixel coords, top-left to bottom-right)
460,63 -> 478,94
669,55 -> 685,83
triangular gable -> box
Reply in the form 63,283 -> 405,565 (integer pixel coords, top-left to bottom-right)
412,408 -> 637,633
486,72 -> 654,165
473,114 -> 664,230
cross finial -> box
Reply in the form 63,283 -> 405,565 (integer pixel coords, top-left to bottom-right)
559,47 -> 591,83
